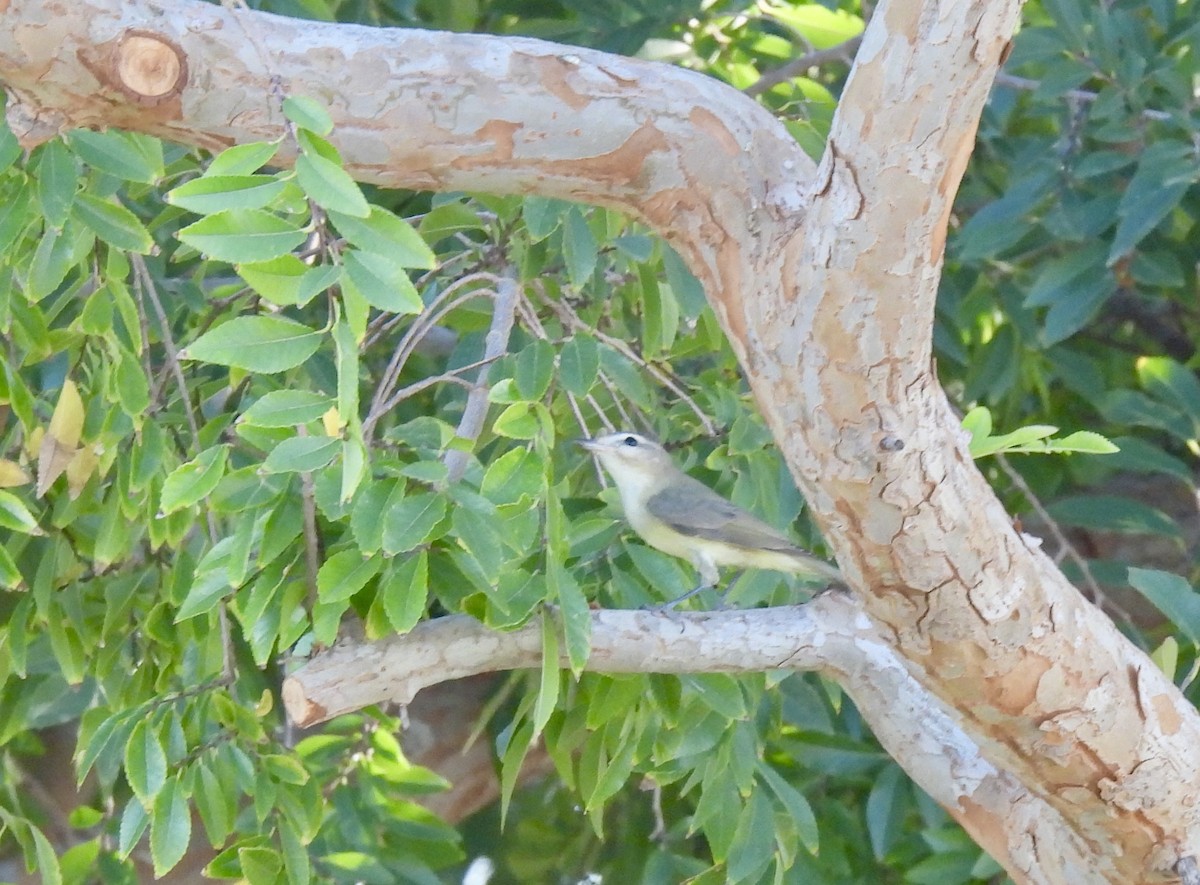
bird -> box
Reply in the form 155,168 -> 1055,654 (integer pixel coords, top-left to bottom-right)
577,431 -> 843,606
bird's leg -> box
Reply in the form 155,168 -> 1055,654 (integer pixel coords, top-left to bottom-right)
652,581 -> 714,612
652,557 -> 719,612
713,570 -> 746,610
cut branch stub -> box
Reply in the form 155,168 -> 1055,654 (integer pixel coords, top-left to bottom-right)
110,30 -> 187,105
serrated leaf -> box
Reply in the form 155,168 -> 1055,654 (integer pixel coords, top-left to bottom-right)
558,334 -> 599,396
150,777 -> 190,876
533,611 -> 560,738
169,175 -> 287,214
206,141 -> 280,177
125,719 -> 167,803
72,193 -> 153,253
37,379 -> 83,496
283,96 -> 334,135
295,153 -> 369,217
37,140 -> 77,228
727,791 -> 775,883
514,339 -> 555,400
562,207 -> 597,288
160,445 -> 229,514
182,316 -> 321,373
0,490 -> 42,535
262,436 -> 340,473
1047,495 -> 1180,538
177,209 -> 306,263
865,764 -> 905,859
342,249 -> 423,313
1128,568 -> 1200,645
382,492 -> 446,554
316,549 -> 381,603
241,391 -> 333,427
327,207 -> 436,268
0,460 -> 32,488
67,128 -> 163,183
381,551 -> 428,634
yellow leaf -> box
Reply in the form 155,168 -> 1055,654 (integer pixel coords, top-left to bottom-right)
37,380 -> 85,497
0,460 -> 32,487
66,445 -> 100,500
321,406 -> 343,437
48,379 -> 84,449
25,426 -> 43,460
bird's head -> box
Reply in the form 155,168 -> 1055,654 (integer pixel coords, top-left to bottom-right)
576,432 -> 675,490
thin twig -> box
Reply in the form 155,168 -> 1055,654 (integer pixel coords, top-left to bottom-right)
745,35 -> 862,97
377,354 -> 502,414
541,293 -> 718,436
994,72 -> 1173,123
994,452 -> 1134,627
442,272 -> 519,484
364,272 -> 503,442
131,255 -> 202,450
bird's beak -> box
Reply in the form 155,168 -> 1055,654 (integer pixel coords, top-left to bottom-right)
574,437 -> 599,452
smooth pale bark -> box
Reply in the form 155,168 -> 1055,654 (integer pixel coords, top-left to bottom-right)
3,0 -> 1198,880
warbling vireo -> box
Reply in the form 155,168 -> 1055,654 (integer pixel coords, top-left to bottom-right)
578,432 -> 843,602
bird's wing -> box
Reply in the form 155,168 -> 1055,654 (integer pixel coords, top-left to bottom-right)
646,476 -> 799,553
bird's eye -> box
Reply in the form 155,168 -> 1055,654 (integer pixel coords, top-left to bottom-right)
622,436 -> 638,447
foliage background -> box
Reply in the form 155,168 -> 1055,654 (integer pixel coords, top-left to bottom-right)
0,0 -> 1198,882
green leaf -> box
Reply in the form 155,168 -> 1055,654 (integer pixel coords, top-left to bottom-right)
67,129 -> 163,183
262,436 -> 340,473
493,402 -> 540,439
241,391 -> 332,427
72,193 -> 153,253
481,447 -> 542,505
549,559 -> 590,674
0,490 -> 42,535
523,196 -> 567,241
283,96 -> 334,135
514,339 -> 555,400
559,334 -> 599,396
295,153 -> 369,217
37,140 -> 78,228
381,551 -> 429,634
327,207 -> 436,268
562,207 -> 597,288
239,846 -> 282,885
1046,495 -> 1180,538
533,610 -> 560,738
1137,356 -> 1200,435
727,791 -> 774,883
150,777 -> 191,877
0,117 -> 16,175
237,255 -> 328,307
334,318 -> 359,425
1109,141 -> 1195,262
1128,568 -> 1200,645
382,492 -> 447,554
857,769 -> 906,864
316,549 -> 381,603
125,719 -> 167,803
168,175 -> 287,214
341,249 -> 423,313
183,316 -> 322,373
206,141 -> 280,176
177,209 -> 306,263
160,445 -> 229,514
118,798 -> 149,859
758,762 -> 819,854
